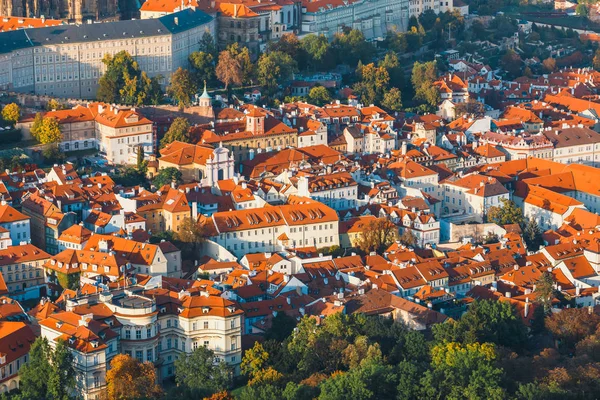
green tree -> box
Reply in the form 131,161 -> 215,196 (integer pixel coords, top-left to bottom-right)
300,34 -> 330,71
257,51 -> 297,97
189,51 -> 215,86
331,29 -> 375,67
160,117 -> 191,148
319,371 -> 372,400
307,86 -> 331,106
175,346 -> 232,397
48,339 -> 76,400
576,3 -> 588,16
354,63 -> 390,105
199,31 -> 217,56
168,67 -> 197,111
422,342 -> 505,400
148,76 -> 164,105
382,87 -> 403,112
396,360 -> 423,400
411,61 -> 439,108
152,167 -> 183,188
97,51 -> 159,105
378,52 -> 404,86
2,103 -> 20,125
18,337 -> 52,399
432,299 -> 528,351
486,198 -> 524,226
523,217 -> 544,250
136,145 -> 147,174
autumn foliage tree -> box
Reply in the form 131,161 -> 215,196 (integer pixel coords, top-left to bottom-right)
2,103 -> 20,125
31,116 -> 61,144
356,217 -> 398,254
216,49 -> 242,90
546,307 -> 600,350
106,354 -> 162,400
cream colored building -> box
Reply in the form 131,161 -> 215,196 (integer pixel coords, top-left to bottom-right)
0,9 -> 215,98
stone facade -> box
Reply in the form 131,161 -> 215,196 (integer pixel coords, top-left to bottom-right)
0,0 -> 119,23
0,9 -> 215,98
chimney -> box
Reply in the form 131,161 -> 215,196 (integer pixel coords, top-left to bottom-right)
524,297 -> 530,318
505,291 -> 511,298
174,16 -> 179,25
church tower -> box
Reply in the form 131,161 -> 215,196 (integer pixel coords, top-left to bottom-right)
246,107 -> 265,135
198,81 -> 215,120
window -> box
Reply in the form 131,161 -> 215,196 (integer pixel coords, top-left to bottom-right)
204,340 -> 209,347
136,330 -> 142,340
136,350 -> 143,360
125,330 -> 131,340
204,321 -> 208,329
167,338 -> 172,349
147,348 -> 153,362
147,328 -> 152,338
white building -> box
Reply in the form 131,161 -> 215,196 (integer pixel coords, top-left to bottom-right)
0,203 -> 30,246
0,9 -> 216,98
296,172 -> 358,211
301,0 -> 408,40
442,174 -> 510,221
201,198 -> 340,258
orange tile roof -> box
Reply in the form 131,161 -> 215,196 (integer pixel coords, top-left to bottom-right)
0,203 -> 29,223
159,141 -> 215,166
140,0 -> 199,11
0,16 -> 62,31
218,2 -> 260,16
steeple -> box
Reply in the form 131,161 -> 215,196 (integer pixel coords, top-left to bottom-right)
198,80 -> 214,120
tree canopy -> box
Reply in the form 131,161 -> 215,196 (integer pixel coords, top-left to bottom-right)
356,217 -> 398,254
2,103 -> 20,125
32,116 -> 62,145
174,346 -> 232,397
486,198 -> 524,226
106,354 -> 162,400
152,166 -> 183,188
160,117 -> 191,148
168,67 -> 197,111
97,51 -> 162,106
